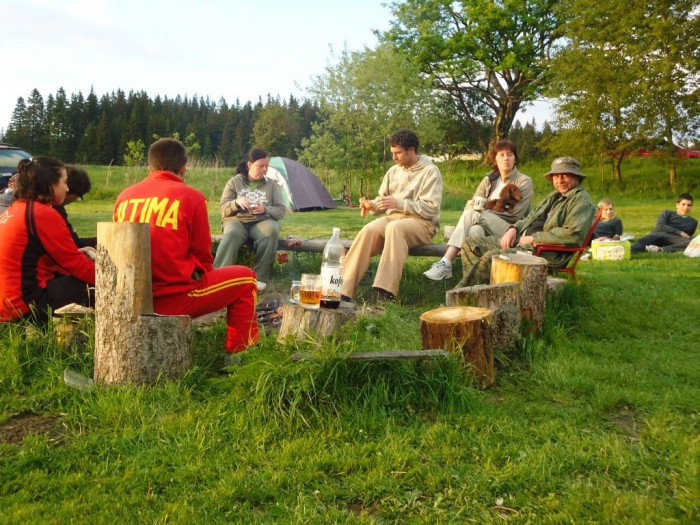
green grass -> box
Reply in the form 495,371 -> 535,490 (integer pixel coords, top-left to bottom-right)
1,159 -> 699,523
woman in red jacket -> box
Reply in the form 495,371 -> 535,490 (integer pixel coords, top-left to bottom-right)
0,156 -> 95,323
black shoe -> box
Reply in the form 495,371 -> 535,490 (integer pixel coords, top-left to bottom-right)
372,287 -> 396,303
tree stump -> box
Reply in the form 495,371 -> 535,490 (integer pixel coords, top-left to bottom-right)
94,222 -> 192,385
490,252 -> 548,333
445,283 -> 521,352
546,276 -> 567,296
278,303 -> 356,340
419,306 -> 494,388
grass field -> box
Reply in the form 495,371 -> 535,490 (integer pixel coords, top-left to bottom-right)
1,158 -> 699,523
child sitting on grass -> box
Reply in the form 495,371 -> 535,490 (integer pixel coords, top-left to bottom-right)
593,198 -> 624,240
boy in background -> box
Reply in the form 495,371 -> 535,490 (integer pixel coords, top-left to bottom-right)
631,193 -> 696,253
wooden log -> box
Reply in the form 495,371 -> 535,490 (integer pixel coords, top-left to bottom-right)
419,306 -> 495,388
445,283 -> 521,352
211,235 -> 447,257
490,252 -> 548,334
278,303 -> 356,340
546,276 -> 567,296
94,222 -> 192,385
291,349 -> 450,362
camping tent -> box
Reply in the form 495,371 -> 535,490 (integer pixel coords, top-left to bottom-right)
266,157 -> 336,211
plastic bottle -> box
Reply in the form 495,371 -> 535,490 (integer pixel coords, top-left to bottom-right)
320,227 -> 345,309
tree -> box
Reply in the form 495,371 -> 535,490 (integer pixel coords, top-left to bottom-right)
299,44 -> 444,197
547,0 -> 700,186
383,0 -> 563,146
25,89 -> 49,153
46,88 -> 70,160
252,98 -> 302,158
4,98 -> 29,147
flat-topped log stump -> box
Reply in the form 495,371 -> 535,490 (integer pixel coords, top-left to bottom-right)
445,282 -> 521,352
278,303 -> 356,340
490,252 -> 548,333
94,222 -> 192,385
420,306 -> 494,388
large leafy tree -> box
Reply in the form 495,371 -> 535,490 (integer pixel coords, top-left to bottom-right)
299,44 -> 444,197
548,0 -> 700,185
383,0 -> 563,147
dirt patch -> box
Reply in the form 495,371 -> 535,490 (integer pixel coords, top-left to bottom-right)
0,413 -> 70,446
346,501 -> 379,516
610,405 -> 642,441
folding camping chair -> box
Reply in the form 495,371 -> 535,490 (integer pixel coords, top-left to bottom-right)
534,209 -> 602,282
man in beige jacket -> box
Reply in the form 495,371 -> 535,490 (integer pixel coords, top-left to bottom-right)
340,129 -> 443,302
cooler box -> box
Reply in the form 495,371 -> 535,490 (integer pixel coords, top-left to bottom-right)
591,240 -> 631,261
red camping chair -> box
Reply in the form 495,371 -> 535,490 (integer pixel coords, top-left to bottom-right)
533,209 -> 602,282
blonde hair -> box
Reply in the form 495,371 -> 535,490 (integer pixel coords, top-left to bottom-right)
598,198 -> 613,209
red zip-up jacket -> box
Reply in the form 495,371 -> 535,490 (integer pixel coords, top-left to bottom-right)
0,200 -> 95,321
113,170 -> 214,298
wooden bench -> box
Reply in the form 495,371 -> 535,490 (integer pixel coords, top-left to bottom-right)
212,235 -> 447,257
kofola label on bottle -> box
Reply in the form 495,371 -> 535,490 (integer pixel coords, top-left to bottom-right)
321,266 -> 343,297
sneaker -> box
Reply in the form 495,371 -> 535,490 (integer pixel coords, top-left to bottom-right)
256,281 -> 267,291
645,245 -> 663,253
423,260 -> 453,281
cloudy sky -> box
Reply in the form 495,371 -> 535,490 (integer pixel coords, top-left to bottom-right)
0,0 -> 551,133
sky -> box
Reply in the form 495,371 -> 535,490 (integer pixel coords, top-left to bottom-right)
0,0 -> 552,136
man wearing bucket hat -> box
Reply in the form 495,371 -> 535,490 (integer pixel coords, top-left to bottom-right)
456,156 -> 597,286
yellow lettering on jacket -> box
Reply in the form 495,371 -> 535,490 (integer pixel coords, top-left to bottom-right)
146,197 -> 170,225
115,197 -> 180,230
158,200 -> 179,229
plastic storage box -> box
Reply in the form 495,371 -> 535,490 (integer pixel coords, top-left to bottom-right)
591,240 -> 631,261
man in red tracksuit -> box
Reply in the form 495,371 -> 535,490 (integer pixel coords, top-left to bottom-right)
114,138 -> 258,359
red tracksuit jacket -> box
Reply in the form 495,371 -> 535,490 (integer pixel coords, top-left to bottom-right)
0,200 -> 96,321
113,170 -> 214,297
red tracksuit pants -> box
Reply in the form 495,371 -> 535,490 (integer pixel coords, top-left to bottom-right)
153,266 -> 258,354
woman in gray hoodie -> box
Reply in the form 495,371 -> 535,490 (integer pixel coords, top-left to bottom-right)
213,148 -> 286,287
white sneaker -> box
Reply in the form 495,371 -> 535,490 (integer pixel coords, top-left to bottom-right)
423,260 -> 453,281
256,281 -> 267,291
645,245 -> 663,253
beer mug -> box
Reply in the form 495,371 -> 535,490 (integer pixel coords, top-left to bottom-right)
290,280 -> 301,303
299,274 -> 322,309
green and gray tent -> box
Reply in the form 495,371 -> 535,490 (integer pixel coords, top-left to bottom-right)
267,157 -> 336,211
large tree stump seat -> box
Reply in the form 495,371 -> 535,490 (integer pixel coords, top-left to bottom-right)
420,306 -> 495,388
94,222 -> 192,386
490,252 -> 548,334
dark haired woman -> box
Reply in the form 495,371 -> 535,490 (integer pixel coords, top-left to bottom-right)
213,149 -> 286,288
0,157 -> 95,323
423,140 -> 534,282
